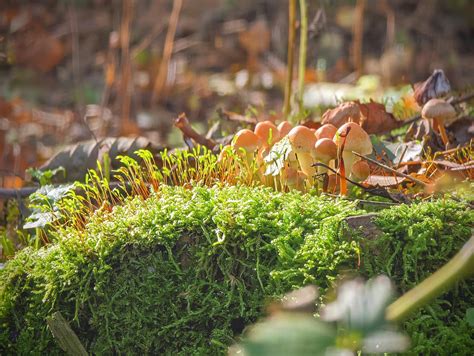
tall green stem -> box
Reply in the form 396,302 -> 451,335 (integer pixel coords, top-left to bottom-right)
298,0 -> 308,113
284,0 -> 297,118
386,235 -> 474,322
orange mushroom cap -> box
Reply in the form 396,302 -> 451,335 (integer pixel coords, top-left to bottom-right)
254,121 -> 280,147
313,138 -> 337,162
315,124 -> 337,140
288,126 -> 317,154
351,160 -> 370,181
232,129 -> 260,152
334,122 -> 372,155
277,121 -> 293,137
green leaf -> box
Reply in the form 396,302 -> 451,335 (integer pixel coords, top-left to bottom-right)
263,136 -> 293,176
235,314 -> 336,356
321,276 -> 394,334
23,212 -> 58,229
34,184 -> 77,203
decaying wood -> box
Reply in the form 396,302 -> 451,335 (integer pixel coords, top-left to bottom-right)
46,312 -> 88,356
344,213 -> 383,240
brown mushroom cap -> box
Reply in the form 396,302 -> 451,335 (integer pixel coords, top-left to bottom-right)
232,129 -> 260,152
334,122 -> 372,155
351,160 -> 370,181
421,98 -> 456,123
288,126 -> 317,154
313,138 -> 337,162
277,121 -> 293,137
254,121 -> 280,147
315,124 -> 337,140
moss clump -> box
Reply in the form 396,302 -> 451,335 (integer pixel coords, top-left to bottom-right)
0,186 -> 472,354
0,186 -> 361,354
364,200 -> 474,354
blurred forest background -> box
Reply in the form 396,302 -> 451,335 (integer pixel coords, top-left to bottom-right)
0,0 -> 473,187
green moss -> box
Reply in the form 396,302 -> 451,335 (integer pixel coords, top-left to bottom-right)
0,187 -> 472,354
364,200 -> 474,354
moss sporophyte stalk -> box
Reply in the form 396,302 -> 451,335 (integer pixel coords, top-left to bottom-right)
1,167 -> 473,355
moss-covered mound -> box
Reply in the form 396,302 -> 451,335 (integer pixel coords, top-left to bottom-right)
0,186 -> 472,354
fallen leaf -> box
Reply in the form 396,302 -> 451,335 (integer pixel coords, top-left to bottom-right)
358,100 -> 402,134
12,26 -> 64,72
322,100 -> 401,134
40,137 -> 162,182
413,69 -> 451,106
321,101 -> 360,128
365,175 -> 405,187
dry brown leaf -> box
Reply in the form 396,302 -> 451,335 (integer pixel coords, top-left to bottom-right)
413,69 -> 451,106
322,100 -> 401,134
12,27 -> 64,72
40,137 -> 162,182
357,100 -> 402,134
321,101 -> 360,128
365,175 -> 405,187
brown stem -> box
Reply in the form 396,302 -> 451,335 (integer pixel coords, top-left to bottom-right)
284,0 -> 297,117
174,113 -> 216,149
352,0 -> 366,79
119,0 -> 133,131
151,0 -> 183,104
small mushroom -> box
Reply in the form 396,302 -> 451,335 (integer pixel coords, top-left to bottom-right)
288,126 -> 317,179
277,120 -> 293,137
350,160 -> 370,182
254,121 -> 280,148
421,98 -> 456,147
315,124 -> 337,140
282,167 -> 306,191
232,129 -> 261,167
312,138 -> 337,175
333,122 -> 372,196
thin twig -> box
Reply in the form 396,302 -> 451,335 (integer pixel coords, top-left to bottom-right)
352,0 -> 366,79
297,0 -> 308,112
353,151 -> 428,186
284,0 -> 297,118
174,113 -> 216,149
151,0 -> 183,104
314,162 -> 409,203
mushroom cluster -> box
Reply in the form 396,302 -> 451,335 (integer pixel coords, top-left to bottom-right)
226,119 -> 373,195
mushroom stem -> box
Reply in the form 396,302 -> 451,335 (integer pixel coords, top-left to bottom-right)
296,152 -> 316,183
342,151 -> 358,178
434,118 -> 449,147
